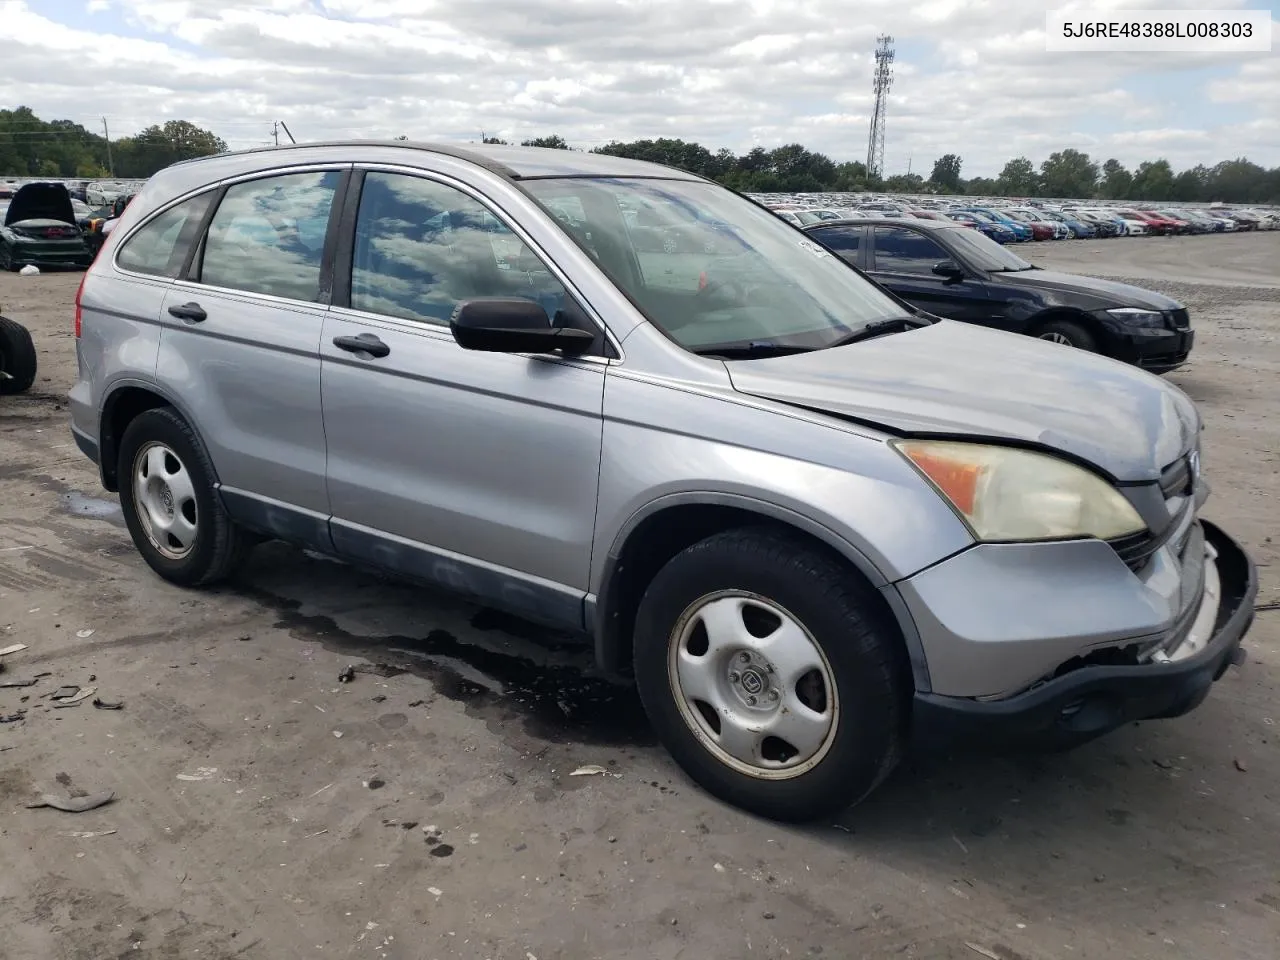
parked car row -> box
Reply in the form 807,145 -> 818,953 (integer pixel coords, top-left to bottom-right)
0,181 -> 133,271
760,196 -> 1279,244
798,215 -> 1194,372
63,140 -> 1256,823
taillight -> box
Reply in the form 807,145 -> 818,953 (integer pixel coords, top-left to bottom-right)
74,274 -> 86,338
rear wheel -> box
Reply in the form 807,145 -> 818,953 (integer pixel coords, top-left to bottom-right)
633,527 -> 909,822
0,315 -> 37,395
117,407 -> 251,586
1035,317 -> 1098,353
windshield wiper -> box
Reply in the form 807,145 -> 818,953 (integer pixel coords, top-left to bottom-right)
691,340 -> 815,359
823,315 -> 934,348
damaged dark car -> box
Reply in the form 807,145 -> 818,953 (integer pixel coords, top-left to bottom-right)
0,181 -> 95,271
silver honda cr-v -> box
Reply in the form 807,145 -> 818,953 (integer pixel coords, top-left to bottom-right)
68,142 -> 1257,822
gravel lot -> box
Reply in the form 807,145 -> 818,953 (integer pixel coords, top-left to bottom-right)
1,232 -> 1277,960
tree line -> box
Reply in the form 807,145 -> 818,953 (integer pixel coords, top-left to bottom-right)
0,107 -> 226,181
503,136 -> 1280,205
4,107 -> 1276,204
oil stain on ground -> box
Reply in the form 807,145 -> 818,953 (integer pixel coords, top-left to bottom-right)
252,587 -> 655,749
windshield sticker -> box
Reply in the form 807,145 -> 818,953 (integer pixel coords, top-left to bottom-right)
797,238 -> 833,259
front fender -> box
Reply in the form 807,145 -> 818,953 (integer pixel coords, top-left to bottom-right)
592,372 -> 974,593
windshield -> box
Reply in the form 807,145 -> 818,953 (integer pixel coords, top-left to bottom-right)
943,225 -> 1034,271
522,177 -> 907,353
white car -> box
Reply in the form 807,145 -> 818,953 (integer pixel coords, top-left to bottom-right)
1116,215 -> 1149,236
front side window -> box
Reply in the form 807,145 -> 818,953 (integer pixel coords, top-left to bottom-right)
198,171 -> 340,302
116,191 -> 214,278
349,172 -> 573,326
871,227 -> 949,274
521,177 -> 905,354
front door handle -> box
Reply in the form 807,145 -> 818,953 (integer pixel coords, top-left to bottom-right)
168,302 -> 207,322
332,333 -> 390,359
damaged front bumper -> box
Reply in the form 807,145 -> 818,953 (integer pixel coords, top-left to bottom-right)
907,520 -> 1256,752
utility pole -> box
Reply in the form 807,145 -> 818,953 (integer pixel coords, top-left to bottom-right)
865,35 -> 895,180
273,121 -> 279,146
102,117 -> 114,176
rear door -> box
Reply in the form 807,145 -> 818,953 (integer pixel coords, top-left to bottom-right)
154,166 -> 347,548
868,225 -> 993,325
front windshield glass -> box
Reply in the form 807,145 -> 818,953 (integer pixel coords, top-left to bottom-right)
522,177 -> 906,353
943,226 -> 1034,271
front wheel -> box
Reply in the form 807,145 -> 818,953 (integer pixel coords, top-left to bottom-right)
1035,318 -> 1098,353
117,407 -> 251,586
633,527 -> 909,822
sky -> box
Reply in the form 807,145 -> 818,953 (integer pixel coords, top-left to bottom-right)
2,0 -> 1277,178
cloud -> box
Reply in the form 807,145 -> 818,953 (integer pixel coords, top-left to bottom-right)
2,0 -> 1275,176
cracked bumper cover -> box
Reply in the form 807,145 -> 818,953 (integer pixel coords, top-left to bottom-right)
902,520 -> 1256,751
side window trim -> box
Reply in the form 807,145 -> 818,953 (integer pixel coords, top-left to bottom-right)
339,163 -> 619,360
329,168 -> 365,310
177,184 -> 225,281
179,164 -> 352,305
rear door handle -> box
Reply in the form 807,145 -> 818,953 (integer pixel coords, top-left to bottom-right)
332,333 -> 390,359
168,302 -> 206,322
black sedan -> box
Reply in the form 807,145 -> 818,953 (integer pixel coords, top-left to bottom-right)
802,217 -> 1193,373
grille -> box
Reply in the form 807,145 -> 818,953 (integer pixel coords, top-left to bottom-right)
1111,450 -> 1196,572
1169,307 -> 1191,330
1159,455 -> 1193,498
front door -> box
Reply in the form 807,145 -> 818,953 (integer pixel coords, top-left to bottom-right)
868,225 -> 993,327
320,169 -> 605,629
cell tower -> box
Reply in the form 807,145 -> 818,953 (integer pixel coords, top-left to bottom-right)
866,34 -> 895,180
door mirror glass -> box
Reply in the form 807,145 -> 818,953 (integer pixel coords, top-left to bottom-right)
931,259 -> 964,279
449,298 -> 595,355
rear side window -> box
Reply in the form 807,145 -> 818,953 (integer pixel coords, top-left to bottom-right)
198,171 -> 340,302
116,192 -> 214,278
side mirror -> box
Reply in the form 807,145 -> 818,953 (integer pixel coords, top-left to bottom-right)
931,259 -> 964,280
449,298 -> 595,356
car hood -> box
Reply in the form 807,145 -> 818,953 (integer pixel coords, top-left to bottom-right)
726,320 -> 1198,482
986,268 -> 1182,310
4,182 -> 76,227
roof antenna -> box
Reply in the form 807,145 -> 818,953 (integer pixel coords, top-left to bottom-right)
278,120 -> 296,144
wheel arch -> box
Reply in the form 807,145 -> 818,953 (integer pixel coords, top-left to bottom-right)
590,493 -> 930,691
1027,308 -> 1110,353
98,380 -> 208,492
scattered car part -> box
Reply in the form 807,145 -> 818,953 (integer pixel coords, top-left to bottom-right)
25,790 -> 116,813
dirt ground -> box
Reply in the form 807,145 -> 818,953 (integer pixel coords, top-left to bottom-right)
1,232 -> 1277,960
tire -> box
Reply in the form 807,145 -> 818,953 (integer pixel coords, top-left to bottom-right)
117,407 -> 251,587
0,243 -> 13,272
632,527 -> 909,823
0,315 -> 37,395
1034,317 -> 1098,353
